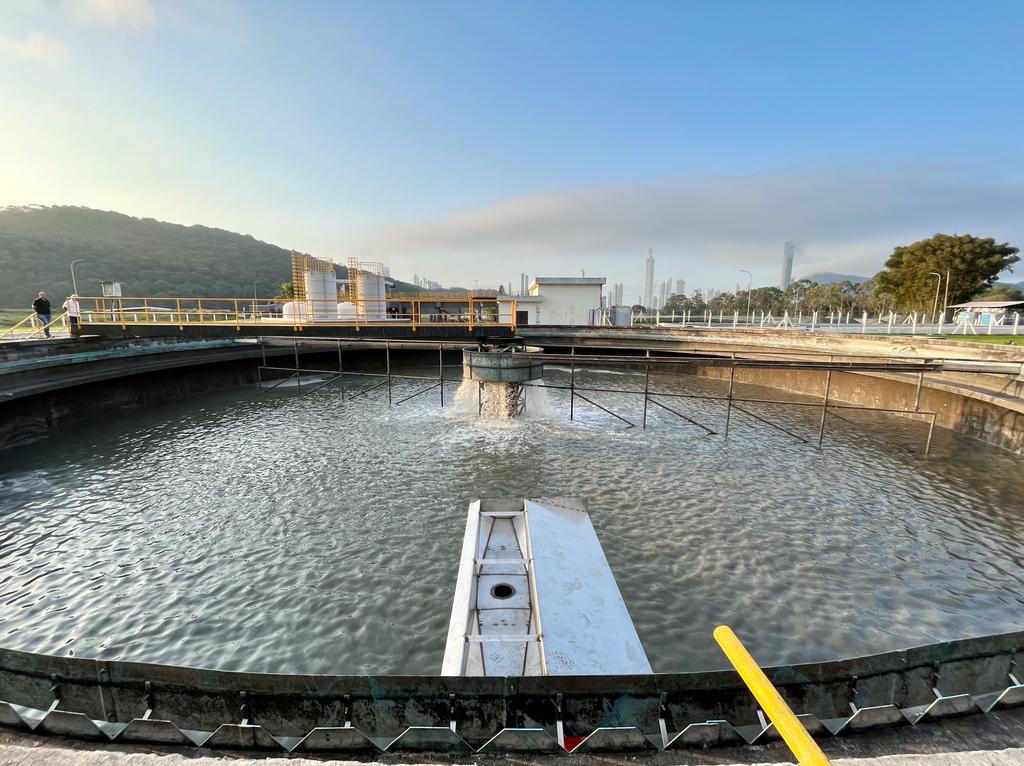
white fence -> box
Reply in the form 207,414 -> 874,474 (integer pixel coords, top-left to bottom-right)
619,309 -> 1022,336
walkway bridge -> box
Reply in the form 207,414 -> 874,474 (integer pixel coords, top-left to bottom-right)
0,294 -> 519,343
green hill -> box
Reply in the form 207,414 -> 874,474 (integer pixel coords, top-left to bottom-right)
0,205 -> 428,310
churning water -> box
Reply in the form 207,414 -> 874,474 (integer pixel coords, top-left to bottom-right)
1,364 -> 1023,675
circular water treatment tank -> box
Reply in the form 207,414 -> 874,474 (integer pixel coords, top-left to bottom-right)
462,348 -> 544,383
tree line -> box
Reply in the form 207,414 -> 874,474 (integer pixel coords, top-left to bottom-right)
652,234 -> 1020,317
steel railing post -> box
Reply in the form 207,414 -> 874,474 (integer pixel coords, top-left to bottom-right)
817,369 -> 832,446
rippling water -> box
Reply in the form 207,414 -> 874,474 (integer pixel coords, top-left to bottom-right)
1,364 -> 1023,675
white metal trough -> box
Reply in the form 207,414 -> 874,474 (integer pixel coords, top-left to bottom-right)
441,497 -> 652,677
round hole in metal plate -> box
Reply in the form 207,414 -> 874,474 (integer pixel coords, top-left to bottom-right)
491,583 -> 515,599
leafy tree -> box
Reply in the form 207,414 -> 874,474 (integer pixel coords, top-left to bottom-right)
875,234 -> 1019,313
748,286 -> 785,315
708,291 -> 739,314
979,283 -> 1024,301
276,282 -> 295,298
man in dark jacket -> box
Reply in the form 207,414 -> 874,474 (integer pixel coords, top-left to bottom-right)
32,292 -> 52,338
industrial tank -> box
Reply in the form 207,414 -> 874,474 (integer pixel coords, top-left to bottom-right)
304,270 -> 338,321
345,260 -> 389,320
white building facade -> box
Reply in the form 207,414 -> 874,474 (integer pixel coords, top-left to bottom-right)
527,277 -> 606,325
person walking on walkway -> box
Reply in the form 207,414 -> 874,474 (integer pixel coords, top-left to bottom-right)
32,291 -> 52,338
62,294 -> 81,335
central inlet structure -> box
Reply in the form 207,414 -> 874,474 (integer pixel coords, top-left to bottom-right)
463,339 -> 544,417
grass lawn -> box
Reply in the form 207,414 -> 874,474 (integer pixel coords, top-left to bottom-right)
925,334 -> 1024,345
0,309 -> 32,334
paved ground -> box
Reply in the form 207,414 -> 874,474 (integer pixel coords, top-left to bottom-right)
2,708 -> 1024,765
7,749 -> 1023,766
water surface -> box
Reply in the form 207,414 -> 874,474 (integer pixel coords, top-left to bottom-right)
1,365 -> 1022,674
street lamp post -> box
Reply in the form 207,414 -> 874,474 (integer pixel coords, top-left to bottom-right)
70,259 -> 84,295
252,281 -> 260,318
739,269 -> 752,324
942,270 -> 951,322
928,272 -> 942,325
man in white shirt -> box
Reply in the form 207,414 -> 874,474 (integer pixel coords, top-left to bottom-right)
62,294 -> 81,335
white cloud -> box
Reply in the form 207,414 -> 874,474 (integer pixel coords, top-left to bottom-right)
0,32 -> 70,64
64,0 -> 156,28
353,166 -> 1024,289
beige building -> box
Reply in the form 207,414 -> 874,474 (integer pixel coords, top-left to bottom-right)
496,276 -> 606,326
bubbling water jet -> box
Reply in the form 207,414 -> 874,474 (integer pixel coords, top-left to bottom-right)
461,340 -> 544,419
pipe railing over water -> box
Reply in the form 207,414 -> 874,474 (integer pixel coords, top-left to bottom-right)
527,351 -> 945,452
253,339 -> 959,452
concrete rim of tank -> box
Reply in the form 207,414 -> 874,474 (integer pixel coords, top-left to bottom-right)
463,347 -> 544,383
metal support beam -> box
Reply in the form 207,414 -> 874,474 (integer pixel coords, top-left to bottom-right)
395,382 -> 442,406
347,378 -> 390,401
642,361 -> 650,429
646,397 -> 716,435
386,340 -> 392,406
571,391 -> 635,428
731,403 -> 810,444
337,341 -> 345,399
818,369 -> 833,447
724,366 -> 736,438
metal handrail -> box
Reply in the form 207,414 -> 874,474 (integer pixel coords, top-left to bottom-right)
0,311 -> 68,341
73,295 -> 516,330
0,312 -> 38,340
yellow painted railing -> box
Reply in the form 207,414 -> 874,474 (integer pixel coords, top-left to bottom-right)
714,625 -> 831,765
72,295 -> 517,331
0,311 -> 69,341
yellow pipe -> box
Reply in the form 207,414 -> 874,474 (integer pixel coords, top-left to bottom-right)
714,626 -> 830,765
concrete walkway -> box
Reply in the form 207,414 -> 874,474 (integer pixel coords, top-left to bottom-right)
1,743 -> 1023,765
4,708 -> 1024,766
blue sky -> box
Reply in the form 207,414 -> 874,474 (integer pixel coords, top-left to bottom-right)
1,1 -> 1022,297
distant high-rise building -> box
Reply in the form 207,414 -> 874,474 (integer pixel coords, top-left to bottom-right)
675,279 -> 685,296
643,249 -> 654,307
781,242 -> 795,290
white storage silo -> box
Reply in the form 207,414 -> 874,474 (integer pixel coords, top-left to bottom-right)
357,271 -> 387,319
304,270 -> 338,321
346,259 -> 389,320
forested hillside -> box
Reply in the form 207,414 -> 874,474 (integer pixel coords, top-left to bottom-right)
0,205 -> 425,308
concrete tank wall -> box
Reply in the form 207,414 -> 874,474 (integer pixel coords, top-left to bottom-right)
689,365 -> 1024,454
